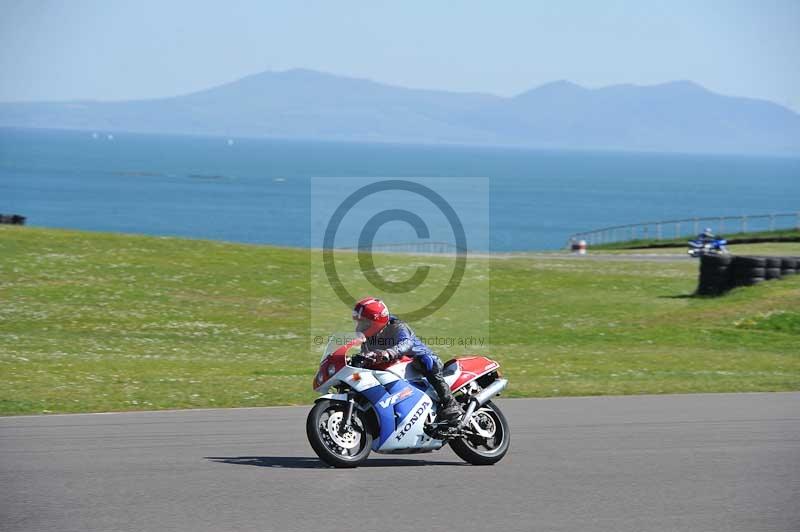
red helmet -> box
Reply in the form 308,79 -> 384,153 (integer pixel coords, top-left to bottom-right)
352,297 -> 390,337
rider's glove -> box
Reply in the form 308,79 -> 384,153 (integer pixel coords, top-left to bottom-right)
361,351 -> 380,366
362,350 -> 394,366
380,348 -> 400,362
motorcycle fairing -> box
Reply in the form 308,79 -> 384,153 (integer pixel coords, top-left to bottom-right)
380,355 -> 500,393
384,395 -> 439,452
314,392 -> 349,403
358,372 -> 433,450
443,356 -> 500,392
689,238 -> 727,250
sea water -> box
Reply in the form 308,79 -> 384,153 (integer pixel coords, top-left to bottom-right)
1,128 -> 798,250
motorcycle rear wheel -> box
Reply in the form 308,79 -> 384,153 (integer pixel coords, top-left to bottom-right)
306,400 -> 373,468
450,400 -> 510,465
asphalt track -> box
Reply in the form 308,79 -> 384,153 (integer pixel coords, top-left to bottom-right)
2,393 -> 798,532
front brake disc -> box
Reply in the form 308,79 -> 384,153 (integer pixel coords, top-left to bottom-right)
326,411 -> 360,450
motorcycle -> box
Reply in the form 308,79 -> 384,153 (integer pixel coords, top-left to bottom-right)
687,237 -> 728,257
307,332 -> 510,468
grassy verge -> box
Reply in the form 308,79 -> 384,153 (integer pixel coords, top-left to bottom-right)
1,226 -> 798,415
591,228 -> 800,250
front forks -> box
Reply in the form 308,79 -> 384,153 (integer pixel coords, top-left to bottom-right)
340,395 -> 356,433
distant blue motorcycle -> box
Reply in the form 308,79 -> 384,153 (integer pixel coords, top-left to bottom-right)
688,230 -> 728,257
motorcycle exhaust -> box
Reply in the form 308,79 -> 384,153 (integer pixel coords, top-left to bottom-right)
473,378 -> 508,407
459,378 -> 508,427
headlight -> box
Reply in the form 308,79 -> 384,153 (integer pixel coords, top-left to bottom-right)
327,364 -> 337,377
316,372 -> 324,384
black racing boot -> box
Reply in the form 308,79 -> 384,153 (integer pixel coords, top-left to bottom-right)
429,373 -> 462,424
438,400 -> 463,425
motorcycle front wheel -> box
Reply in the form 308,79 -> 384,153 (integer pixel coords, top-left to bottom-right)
306,399 -> 373,468
450,400 -> 510,465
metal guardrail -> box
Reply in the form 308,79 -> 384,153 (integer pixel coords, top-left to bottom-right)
567,211 -> 800,247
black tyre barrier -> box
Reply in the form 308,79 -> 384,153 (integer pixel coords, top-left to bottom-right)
736,256 -> 766,268
697,254 -> 798,296
701,254 -> 733,267
733,266 -> 765,281
700,264 -> 730,277
780,258 -> 798,275
700,267 -> 729,279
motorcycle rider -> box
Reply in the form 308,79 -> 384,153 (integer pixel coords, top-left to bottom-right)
352,296 -> 463,423
697,227 -> 716,244
688,227 -> 728,257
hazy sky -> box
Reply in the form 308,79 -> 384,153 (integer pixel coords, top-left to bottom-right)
1,0 -> 799,111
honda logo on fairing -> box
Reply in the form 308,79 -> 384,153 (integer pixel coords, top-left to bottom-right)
395,400 -> 430,441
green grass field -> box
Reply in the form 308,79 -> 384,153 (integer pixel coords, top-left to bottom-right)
1,226 -> 798,415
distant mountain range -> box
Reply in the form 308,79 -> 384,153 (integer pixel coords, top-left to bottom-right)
2,69 -> 799,154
